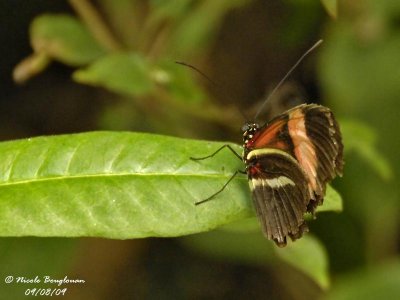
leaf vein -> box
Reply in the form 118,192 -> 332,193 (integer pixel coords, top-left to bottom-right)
65,144 -> 80,175
6,150 -> 23,181
33,146 -> 51,178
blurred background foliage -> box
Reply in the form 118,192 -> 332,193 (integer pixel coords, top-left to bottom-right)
0,0 -> 399,299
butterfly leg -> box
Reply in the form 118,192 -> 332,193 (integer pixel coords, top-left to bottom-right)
190,144 -> 242,161
195,170 -> 244,205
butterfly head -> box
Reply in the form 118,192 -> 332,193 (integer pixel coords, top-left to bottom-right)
241,122 -> 260,147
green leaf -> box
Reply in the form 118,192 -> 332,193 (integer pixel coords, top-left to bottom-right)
0,132 -> 342,238
73,53 -> 154,96
318,185 -> 343,213
275,234 -> 330,290
181,230 -> 330,289
152,60 -> 206,103
321,0 -> 337,18
324,260 -> 400,300
340,119 -> 393,180
0,132 -> 250,238
180,229 -> 275,265
220,216 -> 260,232
30,14 -> 106,66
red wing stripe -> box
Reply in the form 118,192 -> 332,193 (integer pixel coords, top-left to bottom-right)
252,118 -> 286,148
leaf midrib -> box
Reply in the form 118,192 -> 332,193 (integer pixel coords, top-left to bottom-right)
0,172 -> 248,187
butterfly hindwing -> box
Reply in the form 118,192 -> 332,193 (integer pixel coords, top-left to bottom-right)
246,148 -> 311,247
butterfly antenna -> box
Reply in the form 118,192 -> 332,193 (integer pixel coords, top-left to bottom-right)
254,39 -> 323,120
175,61 -> 250,121
175,61 -> 218,86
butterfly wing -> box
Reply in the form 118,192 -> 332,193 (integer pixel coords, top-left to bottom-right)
246,149 -> 312,247
245,104 -> 343,246
287,104 -> 343,211
250,104 -> 343,213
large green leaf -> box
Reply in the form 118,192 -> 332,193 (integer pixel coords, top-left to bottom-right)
0,132 -> 341,238
0,132 -> 249,238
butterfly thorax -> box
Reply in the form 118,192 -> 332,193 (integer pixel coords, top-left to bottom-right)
241,122 -> 261,165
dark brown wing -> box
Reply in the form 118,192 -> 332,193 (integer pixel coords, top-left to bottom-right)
246,148 -> 311,247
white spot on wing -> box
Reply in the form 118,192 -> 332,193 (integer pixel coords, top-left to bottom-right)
251,176 -> 295,188
247,148 -> 297,164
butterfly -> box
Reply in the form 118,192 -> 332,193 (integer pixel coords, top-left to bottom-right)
192,103 -> 343,247
241,103 -> 343,246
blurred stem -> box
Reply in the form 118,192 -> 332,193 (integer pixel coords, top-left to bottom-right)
13,52 -> 51,84
69,0 -> 123,51
138,15 -> 169,57
147,24 -> 171,59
